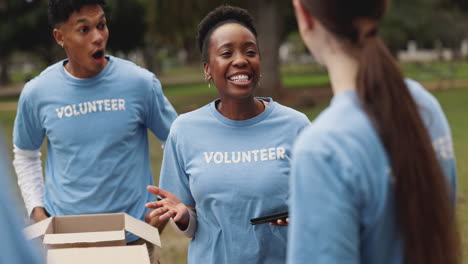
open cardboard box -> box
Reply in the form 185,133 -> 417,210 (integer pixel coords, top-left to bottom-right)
47,244 -> 150,264
23,213 -> 161,264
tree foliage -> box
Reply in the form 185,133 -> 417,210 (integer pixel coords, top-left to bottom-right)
106,0 -> 146,55
381,0 -> 468,52
1,0 -> 467,86
0,0 -> 54,84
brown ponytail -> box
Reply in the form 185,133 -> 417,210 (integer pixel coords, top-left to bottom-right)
357,36 -> 461,264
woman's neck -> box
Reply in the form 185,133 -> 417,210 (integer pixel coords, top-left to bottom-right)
217,97 -> 265,120
325,49 -> 359,95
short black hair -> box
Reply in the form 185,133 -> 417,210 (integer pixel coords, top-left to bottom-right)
196,5 -> 257,63
48,0 -> 106,27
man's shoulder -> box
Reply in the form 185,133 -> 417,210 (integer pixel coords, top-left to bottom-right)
109,56 -> 155,79
22,61 -> 64,96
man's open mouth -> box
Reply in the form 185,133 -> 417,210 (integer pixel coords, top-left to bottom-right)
92,50 -> 104,59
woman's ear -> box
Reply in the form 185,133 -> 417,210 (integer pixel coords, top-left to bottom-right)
203,63 -> 211,81
293,0 -> 314,32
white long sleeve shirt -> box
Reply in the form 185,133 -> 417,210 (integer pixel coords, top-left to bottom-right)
12,145 -> 44,217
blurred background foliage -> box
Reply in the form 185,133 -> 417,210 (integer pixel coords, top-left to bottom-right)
0,0 -> 467,95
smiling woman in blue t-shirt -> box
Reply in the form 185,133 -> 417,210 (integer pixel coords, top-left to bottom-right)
145,5 -> 310,264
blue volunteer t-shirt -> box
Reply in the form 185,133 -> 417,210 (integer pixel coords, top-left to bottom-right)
287,79 -> 457,264
0,131 -> 43,264
159,98 -> 310,263
13,56 -> 177,242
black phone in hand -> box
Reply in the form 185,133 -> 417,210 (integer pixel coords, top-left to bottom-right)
250,212 -> 288,225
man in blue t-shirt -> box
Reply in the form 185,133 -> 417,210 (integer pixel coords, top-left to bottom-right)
12,1 -> 177,263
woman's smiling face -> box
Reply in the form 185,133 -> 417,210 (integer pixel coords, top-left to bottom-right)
204,23 -> 260,100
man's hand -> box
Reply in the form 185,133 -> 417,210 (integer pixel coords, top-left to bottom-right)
32,207 -> 48,223
145,186 -> 190,230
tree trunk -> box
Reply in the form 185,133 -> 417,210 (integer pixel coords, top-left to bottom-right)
0,53 -> 10,85
250,0 -> 283,99
143,34 -> 161,74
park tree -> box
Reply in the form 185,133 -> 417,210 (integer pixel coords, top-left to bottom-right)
0,0 -> 48,84
0,0 -> 60,85
106,0 -> 146,57
141,0 -> 291,99
141,0 -> 225,73
0,1 -> 15,85
381,0 -> 468,54
248,0 -> 285,98
15,0 -> 57,65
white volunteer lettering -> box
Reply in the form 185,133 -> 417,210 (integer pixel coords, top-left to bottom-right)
203,147 -> 287,164
232,152 -> 241,163
251,150 -> 259,161
268,148 -> 276,160
96,100 -> 104,111
242,152 -> 251,162
224,152 -> 232,163
118,99 -> 126,110
104,99 -> 111,111
78,103 -> 88,114
214,152 -> 223,164
55,108 -> 64,119
204,152 -> 214,163
111,99 -> 118,111
433,135 -> 454,160
260,149 -> 268,161
64,106 -> 73,117
277,147 -> 286,159
72,104 -> 80,116
88,101 -> 97,113
55,99 -> 127,119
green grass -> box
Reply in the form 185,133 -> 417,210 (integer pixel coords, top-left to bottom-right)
402,61 -> 468,82
164,83 -> 213,97
431,88 -> 468,262
157,61 -> 468,100
283,73 -> 330,89
0,76 -> 467,263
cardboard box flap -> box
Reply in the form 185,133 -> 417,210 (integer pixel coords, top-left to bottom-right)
47,244 -> 150,264
124,214 -> 161,248
23,217 -> 53,240
53,213 -> 125,233
43,230 -> 125,245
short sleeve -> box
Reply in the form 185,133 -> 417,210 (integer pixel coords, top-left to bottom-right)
13,89 -> 45,150
144,76 -> 178,142
158,126 -> 195,205
287,142 -> 360,264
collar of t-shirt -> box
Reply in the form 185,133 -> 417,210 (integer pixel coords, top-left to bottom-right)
63,65 -> 85,80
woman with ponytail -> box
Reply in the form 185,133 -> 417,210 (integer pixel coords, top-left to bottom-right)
287,0 -> 461,263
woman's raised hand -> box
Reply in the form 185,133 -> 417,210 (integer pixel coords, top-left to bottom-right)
145,185 -> 190,227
